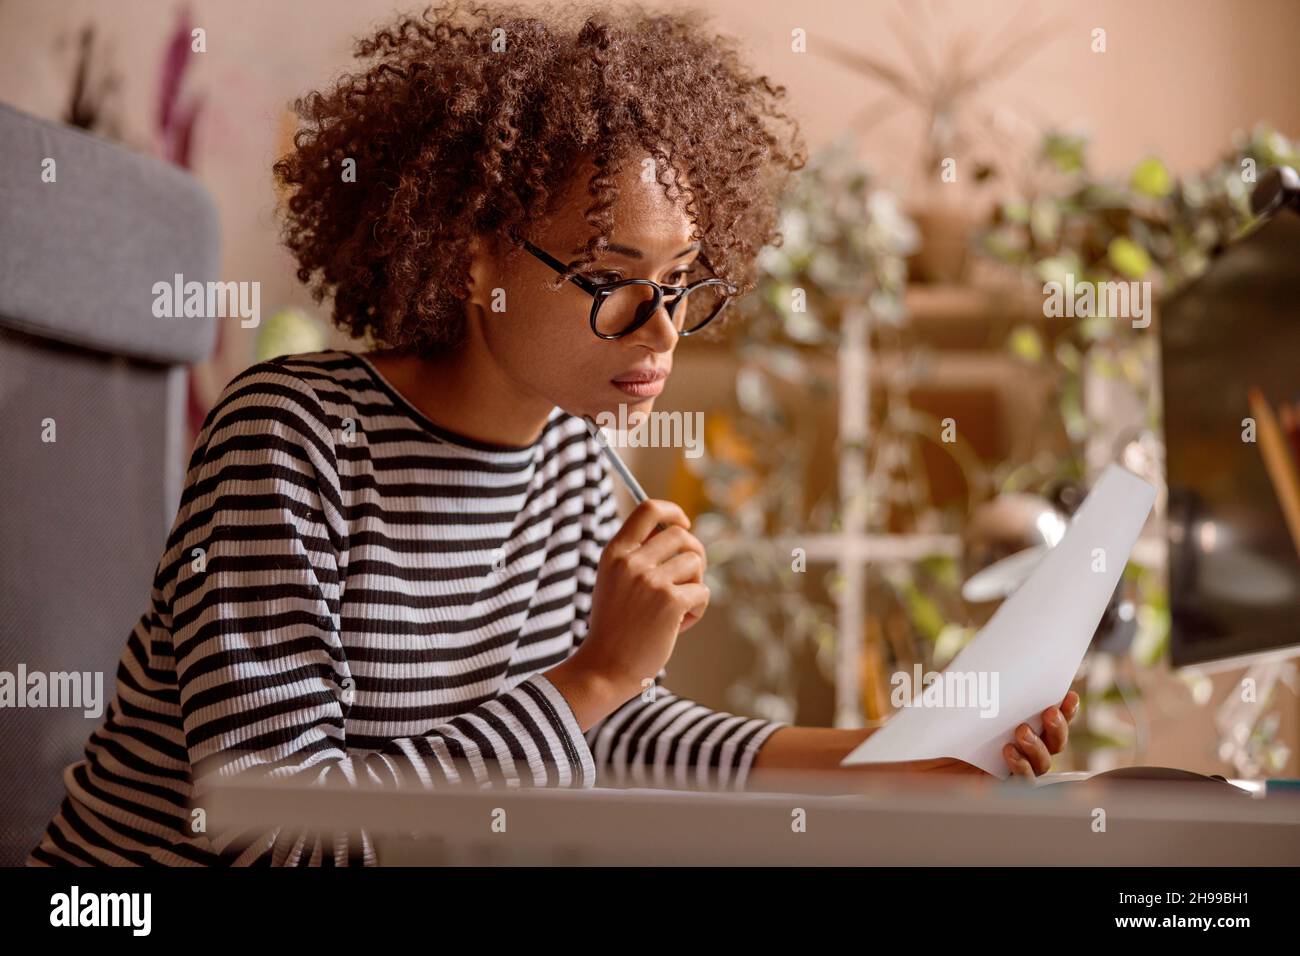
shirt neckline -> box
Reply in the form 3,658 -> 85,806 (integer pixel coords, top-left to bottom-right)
348,350 -> 551,458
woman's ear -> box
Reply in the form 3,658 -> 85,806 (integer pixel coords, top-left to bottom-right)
463,233 -> 490,308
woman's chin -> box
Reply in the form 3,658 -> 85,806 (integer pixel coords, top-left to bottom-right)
572,395 -> 656,422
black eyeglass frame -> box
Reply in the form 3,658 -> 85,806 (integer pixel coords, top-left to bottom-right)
508,230 -> 737,340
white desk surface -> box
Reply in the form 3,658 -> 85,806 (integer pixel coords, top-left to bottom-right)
205,770 -> 1300,866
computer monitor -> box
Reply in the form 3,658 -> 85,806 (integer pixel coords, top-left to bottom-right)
1160,183 -> 1300,668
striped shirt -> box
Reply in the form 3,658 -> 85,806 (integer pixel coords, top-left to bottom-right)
28,349 -> 786,866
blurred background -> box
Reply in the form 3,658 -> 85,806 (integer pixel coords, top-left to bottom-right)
2,0 -> 1299,781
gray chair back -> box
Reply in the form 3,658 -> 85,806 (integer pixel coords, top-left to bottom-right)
0,100 -> 220,865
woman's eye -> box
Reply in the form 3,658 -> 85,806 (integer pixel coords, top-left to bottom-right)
589,271 -> 623,285
667,271 -> 689,286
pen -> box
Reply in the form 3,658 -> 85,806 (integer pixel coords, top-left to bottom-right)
582,416 -> 670,533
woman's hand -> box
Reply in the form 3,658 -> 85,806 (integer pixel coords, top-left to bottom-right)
569,498 -> 709,698
1001,691 -> 1079,779
907,691 -> 1080,780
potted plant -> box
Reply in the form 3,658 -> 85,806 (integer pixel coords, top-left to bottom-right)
812,6 -> 1064,283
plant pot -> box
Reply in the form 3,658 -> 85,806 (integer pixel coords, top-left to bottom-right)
906,201 -> 976,285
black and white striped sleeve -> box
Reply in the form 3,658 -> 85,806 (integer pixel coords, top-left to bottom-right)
170,362 -> 594,866
573,438 -> 788,792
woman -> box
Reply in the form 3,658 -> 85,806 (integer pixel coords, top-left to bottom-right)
30,1 -> 1075,866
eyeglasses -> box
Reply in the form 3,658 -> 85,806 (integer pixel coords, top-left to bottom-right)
509,230 -> 736,340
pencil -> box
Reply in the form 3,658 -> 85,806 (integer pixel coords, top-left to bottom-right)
583,416 -> 669,533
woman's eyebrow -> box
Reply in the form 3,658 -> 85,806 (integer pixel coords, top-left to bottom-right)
604,241 -> 700,259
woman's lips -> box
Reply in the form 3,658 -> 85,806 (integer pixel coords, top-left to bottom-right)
611,379 -> 665,398
610,368 -> 668,399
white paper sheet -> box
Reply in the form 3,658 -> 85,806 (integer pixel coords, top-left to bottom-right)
841,463 -> 1156,777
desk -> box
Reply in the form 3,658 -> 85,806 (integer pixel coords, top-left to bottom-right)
205,771 -> 1300,865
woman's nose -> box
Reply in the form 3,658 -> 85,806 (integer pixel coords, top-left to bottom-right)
629,296 -> 679,351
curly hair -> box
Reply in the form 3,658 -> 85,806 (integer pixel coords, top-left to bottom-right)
272,1 -> 805,355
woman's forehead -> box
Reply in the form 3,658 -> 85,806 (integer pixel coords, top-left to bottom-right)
547,157 -> 695,253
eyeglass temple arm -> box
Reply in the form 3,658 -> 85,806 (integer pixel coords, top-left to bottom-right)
509,229 -> 735,298
508,229 -> 600,295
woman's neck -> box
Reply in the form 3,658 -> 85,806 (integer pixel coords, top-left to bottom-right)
364,343 -> 554,449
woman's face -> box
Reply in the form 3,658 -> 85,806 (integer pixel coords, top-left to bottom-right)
468,157 -> 701,423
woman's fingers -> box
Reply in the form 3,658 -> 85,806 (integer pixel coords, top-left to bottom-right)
672,582 -> 710,624
678,593 -> 709,632
1038,690 -> 1079,754
658,550 -> 705,585
1040,706 -> 1069,754
608,499 -> 691,553
1061,690 -> 1080,721
1012,723 -> 1054,775
1003,693 -> 1079,777
638,525 -> 706,570
672,551 -> 711,629
1003,743 -> 1035,779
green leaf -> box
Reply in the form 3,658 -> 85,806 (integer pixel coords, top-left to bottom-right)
1131,156 -> 1173,197
1003,200 -> 1031,224
1029,198 -> 1061,245
1043,131 -> 1087,174
1035,254 -> 1082,286
1107,236 -> 1153,278
902,583 -> 947,642
1007,325 -> 1043,363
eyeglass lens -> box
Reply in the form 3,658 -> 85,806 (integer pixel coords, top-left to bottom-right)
593,282 -> 729,337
